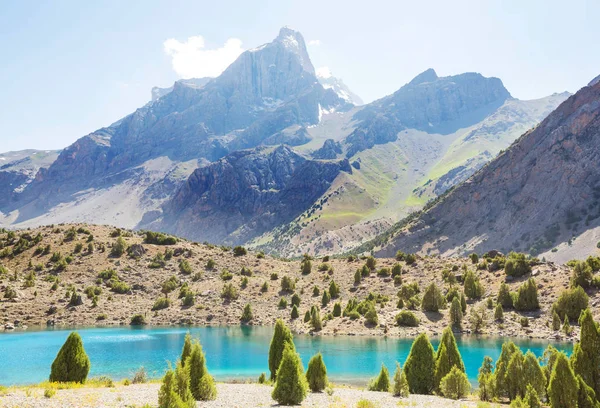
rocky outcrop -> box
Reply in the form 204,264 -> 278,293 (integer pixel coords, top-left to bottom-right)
317,69 -> 363,105
312,139 -> 342,159
152,145 -> 350,244
378,80 -> 600,258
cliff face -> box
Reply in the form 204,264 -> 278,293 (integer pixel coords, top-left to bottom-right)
152,145 -> 350,244
378,81 -> 600,259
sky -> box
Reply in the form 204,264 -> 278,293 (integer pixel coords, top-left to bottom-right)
1,0 -> 599,152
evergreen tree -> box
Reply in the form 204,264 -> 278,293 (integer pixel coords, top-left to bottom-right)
333,302 -> 342,317
268,319 -> 295,380
311,307 -> 323,331
434,327 -> 465,392
368,364 -> 390,392
522,350 -> 546,400
321,290 -> 331,306
494,303 -> 504,321
272,344 -> 308,405
392,362 -> 409,397
241,303 -> 253,322
187,340 -> 216,401
524,384 -> 542,408
440,366 -> 470,400
495,341 -> 519,398
563,315 -> 572,335
328,280 -> 340,298
49,332 -> 91,383
354,269 -> 362,285
577,374 -> 598,408
463,270 -> 484,299
552,310 -> 561,331
403,333 -> 436,394
548,352 -> 578,408
506,350 -> 525,400
449,297 -> 463,329
513,278 -> 539,311
158,366 -> 195,408
174,360 -> 196,407
421,282 -> 444,312
497,282 -> 513,308
571,309 -> 600,397
291,304 -> 299,319
478,356 -> 495,402
306,353 -> 328,392
181,333 -> 192,367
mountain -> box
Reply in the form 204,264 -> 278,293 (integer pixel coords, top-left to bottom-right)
0,27 -> 349,230
0,150 -> 59,208
0,30 -> 570,259
249,71 -> 568,256
374,80 -> 600,263
316,67 -> 363,105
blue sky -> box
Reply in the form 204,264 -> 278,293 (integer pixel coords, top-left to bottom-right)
1,0 -> 599,152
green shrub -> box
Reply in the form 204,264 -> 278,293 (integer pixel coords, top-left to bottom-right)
405,253 -> 416,265
504,252 -> 531,277
463,270 -> 484,299
281,276 -> 295,292
333,302 -> 342,317
366,256 -> 376,270
152,297 -> 170,311
311,307 -> 323,331
513,278 -> 539,311
494,303 -> 504,321
368,364 -> 390,392
300,259 -> 312,275
321,290 -> 330,306
377,267 -> 390,277
49,332 -> 90,383
306,352 -> 328,392
233,246 -> 247,256
110,237 -> 127,257
434,327 -> 465,392
497,282 -> 513,308
258,372 -> 267,384
144,231 -> 177,245
157,361 -> 195,408
206,259 -> 215,269
221,283 -> 238,301
291,305 -> 299,319
178,259 -> 192,275
571,260 -> 593,289
44,388 -> 56,398
272,344 -> 308,405
278,297 -> 288,308
553,286 -> 588,321
220,270 -> 233,281
328,280 -> 340,298
130,314 -> 146,325
395,311 -> 419,327
240,304 -> 253,322
440,366 -> 470,400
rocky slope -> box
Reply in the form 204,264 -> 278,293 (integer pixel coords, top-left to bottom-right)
374,80 -> 600,262
250,73 -> 568,257
0,224 -> 587,342
147,145 -> 351,244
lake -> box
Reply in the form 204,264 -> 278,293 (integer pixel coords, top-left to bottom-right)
0,326 -> 572,386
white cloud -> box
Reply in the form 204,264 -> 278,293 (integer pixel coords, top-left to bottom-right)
163,35 -> 245,78
316,66 -> 332,79
308,39 -> 321,46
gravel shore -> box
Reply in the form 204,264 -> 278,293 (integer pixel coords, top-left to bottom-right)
0,383 -> 487,407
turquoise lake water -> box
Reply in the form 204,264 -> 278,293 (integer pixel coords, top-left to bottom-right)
0,326 -> 572,386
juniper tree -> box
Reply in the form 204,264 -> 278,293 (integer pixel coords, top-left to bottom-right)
272,344 -> 308,405
494,341 -> 519,398
571,309 -> 600,397
497,282 -> 513,308
392,362 -> 409,397
181,332 -> 192,367
291,304 -> 299,319
463,270 -> 484,299
268,319 -> 295,380
403,333 -> 435,394
449,297 -> 463,329
157,364 -> 195,408
187,340 -> 216,401
306,353 -> 328,392
494,303 -> 504,321
440,366 -> 470,400
577,374 -> 598,408
421,282 -> 444,312
524,383 -> 542,408
548,352 -> 578,408
49,332 -> 91,383
434,327 -> 465,392
522,350 -> 546,400
368,364 -> 390,392
478,356 -> 495,402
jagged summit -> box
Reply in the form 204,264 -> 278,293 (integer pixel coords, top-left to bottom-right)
589,74 -> 600,87
408,68 -> 438,85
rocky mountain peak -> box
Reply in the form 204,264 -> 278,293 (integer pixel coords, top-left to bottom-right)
589,74 -> 600,87
408,68 -> 438,85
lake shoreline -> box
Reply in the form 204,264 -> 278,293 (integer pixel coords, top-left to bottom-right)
1,321 -> 577,343
0,382 -> 483,407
